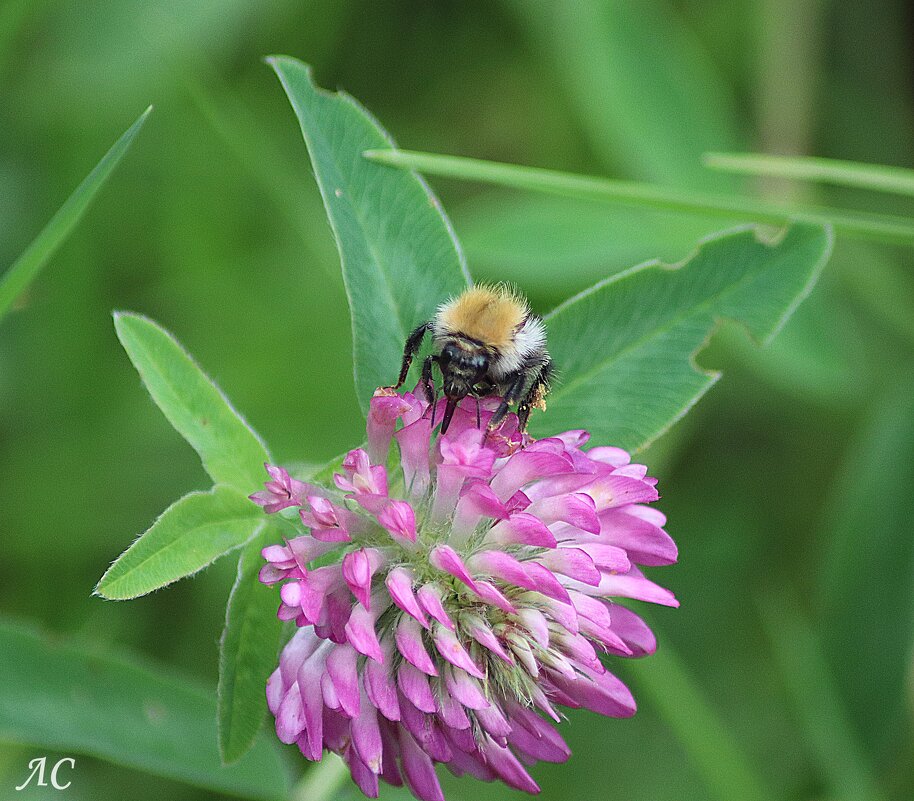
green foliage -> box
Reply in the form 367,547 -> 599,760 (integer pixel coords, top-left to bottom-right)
96,486 -> 263,600
0,108 -> 150,321
113,312 -> 270,491
5,6 -> 914,801
626,637 -> 772,801
0,619 -> 290,800
218,524 -> 284,765
268,57 -> 470,412
109,314 -> 284,765
757,593 -> 886,801
818,370 -> 914,758
504,0 -> 741,189
537,224 -> 833,449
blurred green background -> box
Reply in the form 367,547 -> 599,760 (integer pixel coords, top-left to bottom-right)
2,1 -> 913,799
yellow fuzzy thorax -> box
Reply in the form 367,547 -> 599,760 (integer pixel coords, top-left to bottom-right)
436,285 -> 528,351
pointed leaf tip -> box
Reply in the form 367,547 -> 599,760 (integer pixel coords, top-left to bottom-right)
270,56 -> 470,413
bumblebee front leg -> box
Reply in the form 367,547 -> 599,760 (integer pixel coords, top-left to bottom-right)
487,373 -> 527,433
394,322 -> 431,389
420,354 -> 438,406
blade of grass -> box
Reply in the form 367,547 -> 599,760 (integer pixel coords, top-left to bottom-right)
0,107 -> 152,321
627,639 -> 772,801
705,151 -> 914,197
363,148 -> 914,245
756,591 -> 888,801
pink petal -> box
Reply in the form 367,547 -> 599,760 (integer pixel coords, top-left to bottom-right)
266,667 -> 284,715
452,481 -> 509,536
575,542 -> 632,574
367,389 -> 412,465
416,583 -> 455,629
608,603 -> 657,656
583,473 -> 659,511
395,416 -> 433,497
475,702 -> 512,739
325,644 -> 360,718
398,728 -> 446,801
342,547 -> 382,608
395,615 -> 438,676
514,607 -> 550,647
504,702 -> 570,763
295,642 -> 330,760
429,545 -> 479,591
547,667 -> 636,718
599,506 -> 678,566
467,550 -> 534,590
275,682 -> 305,744
586,446 -> 631,466
385,567 -> 428,628
443,665 -> 489,710
287,535 -> 338,565
587,568 -> 679,607
490,450 -> 574,501
487,512 -> 557,548
539,547 -> 602,585
478,735 -> 540,793
436,692 -> 471,730
568,590 -> 612,628
364,646 -> 400,721
344,602 -> 384,663
464,615 -> 514,663
346,750 -> 380,798
522,561 -> 571,604
432,624 -> 484,678
352,685 -> 384,774
376,500 -> 417,542
526,492 -> 600,533
473,580 -> 518,613
397,662 -> 437,713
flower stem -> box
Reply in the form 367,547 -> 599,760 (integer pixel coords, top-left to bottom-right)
290,754 -> 350,801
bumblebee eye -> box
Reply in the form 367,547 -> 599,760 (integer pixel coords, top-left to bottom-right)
439,344 -> 456,365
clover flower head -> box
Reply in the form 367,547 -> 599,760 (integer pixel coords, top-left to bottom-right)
253,386 -> 678,800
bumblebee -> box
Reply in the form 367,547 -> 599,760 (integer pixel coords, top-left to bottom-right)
393,285 -> 552,434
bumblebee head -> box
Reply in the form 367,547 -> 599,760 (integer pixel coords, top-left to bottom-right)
438,341 -> 489,401
436,340 -> 490,433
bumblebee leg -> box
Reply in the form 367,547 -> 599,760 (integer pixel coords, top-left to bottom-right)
421,354 -> 439,426
394,322 -> 431,389
421,355 -> 438,405
487,373 -> 526,433
517,359 -> 553,433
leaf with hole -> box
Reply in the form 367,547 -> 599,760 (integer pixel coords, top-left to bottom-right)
535,223 -> 834,450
